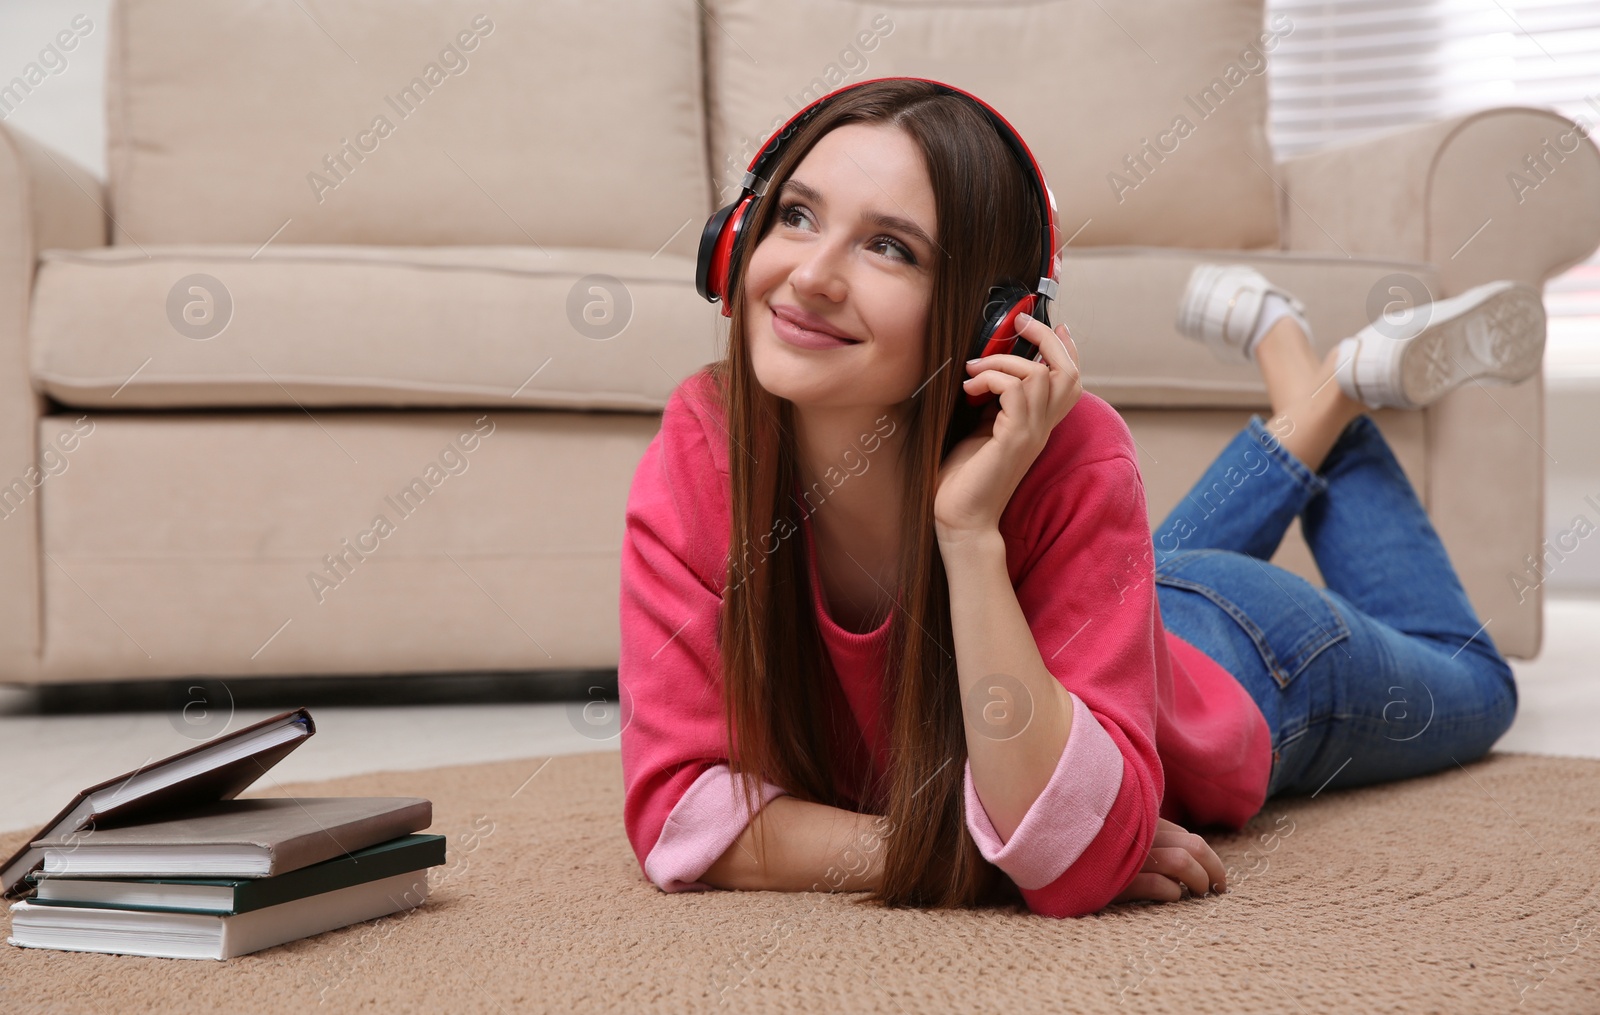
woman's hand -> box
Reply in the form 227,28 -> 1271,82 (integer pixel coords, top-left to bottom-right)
934,314 -> 1081,542
1112,817 -> 1229,904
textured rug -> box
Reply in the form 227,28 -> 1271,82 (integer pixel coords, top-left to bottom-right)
2,749 -> 1596,1014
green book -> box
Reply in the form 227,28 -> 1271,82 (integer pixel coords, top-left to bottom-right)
24,834 -> 444,915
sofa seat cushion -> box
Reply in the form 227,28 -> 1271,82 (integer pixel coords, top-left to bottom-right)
30,404 -> 1459,683
31,245 -> 1442,411
33,409 -> 657,682
31,244 -> 719,411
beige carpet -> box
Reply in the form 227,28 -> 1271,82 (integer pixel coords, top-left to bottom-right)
2,750 -> 1597,1014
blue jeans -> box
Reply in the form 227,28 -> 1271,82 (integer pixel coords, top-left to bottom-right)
1151,413 -> 1518,802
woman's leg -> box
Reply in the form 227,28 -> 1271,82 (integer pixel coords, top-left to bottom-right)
1150,321 -> 1363,569
1300,415 -> 1501,655
1253,316 -> 1510,670
1149,416 -> 1313,570
1252,318 -> 1368,475
1277,410 -> 1519,793
1157,546 -> 1518,799
1154,315 -> 1517,799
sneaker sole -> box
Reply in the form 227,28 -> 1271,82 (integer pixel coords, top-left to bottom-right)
1175,264 -> 1254,362
1398,284 -> 1545,408
1175,264 -> 1226,340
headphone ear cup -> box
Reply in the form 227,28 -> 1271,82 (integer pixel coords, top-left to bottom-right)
964,286 -> 1041,409
696,196 -> 755,316
695,201 -> 735,303
973,285 -> 1033,359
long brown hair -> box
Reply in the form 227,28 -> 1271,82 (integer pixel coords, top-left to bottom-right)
714,79 -> 1042,910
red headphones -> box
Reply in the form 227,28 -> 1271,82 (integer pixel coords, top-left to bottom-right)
694,76 -> 1062,409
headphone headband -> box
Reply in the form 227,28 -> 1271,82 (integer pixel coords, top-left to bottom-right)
693,75 -> 1063,420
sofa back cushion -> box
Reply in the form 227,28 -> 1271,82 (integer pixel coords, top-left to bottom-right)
29,244 -> 1432,412
105,0 -> 710,255
705,0 -> 1285,250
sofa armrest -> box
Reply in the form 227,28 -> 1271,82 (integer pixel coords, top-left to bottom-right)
0,125 -> 108,677
1282,109 -> 1600,661
1279,107 -> 1600,298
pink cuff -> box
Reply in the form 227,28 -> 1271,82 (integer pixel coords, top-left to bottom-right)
644,763 -> 788,892
963,690 -> 1124,890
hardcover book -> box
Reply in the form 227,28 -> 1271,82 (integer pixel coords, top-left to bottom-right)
27,833 -> 446,914
1,708 -> 315,899
32,797 -> 433,879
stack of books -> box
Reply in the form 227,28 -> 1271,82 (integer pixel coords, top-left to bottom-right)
2,708 -> 445,960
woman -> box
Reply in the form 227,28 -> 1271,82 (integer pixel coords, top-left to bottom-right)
617,78 -> 1529,918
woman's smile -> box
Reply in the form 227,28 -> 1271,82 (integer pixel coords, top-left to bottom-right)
770,303 -> 862,350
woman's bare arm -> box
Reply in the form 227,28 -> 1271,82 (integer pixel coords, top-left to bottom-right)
700,796 -> 887,893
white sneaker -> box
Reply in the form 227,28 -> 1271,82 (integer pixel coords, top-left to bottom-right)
1332,280 -> 1546,410
1175,264 -> 1306,364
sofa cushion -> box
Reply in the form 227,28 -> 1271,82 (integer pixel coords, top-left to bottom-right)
29,245 -> 1439,411
704,0 -> 1286,249
105,0 -> 709,256
29,405 -> 1457,683
30,245 -> 718,411
33,410 -> 657,681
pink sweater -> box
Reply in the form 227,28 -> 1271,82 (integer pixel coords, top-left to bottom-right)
618,368 -> 1272,917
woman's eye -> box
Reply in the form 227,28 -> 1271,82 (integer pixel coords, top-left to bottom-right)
871,236 -> 916,264
777,201 -> 809,230
776,201 -> 915,265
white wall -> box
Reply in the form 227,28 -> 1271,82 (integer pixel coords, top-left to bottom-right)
0,1 -> 114,180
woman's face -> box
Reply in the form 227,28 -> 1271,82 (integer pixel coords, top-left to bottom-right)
744,122 -> 938,410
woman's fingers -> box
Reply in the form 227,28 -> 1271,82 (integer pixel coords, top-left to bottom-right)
961,316 -> 1078,433
1163,829 -> 1226,894
1152,819 -> 1228,894
966,316 -> 1070,378
1016,317 -> 1079,413
1031,317 -> 1076,369
1114,820 -> 1231,904
1033,320 -> 1081,418
1013,317 -> 1076,392
1144,846 -> 1212,897
962,368 -> 1024,398
1027,317 -> 1077,378
1188,835 -> 1228,894
1113,872 -> 1184,904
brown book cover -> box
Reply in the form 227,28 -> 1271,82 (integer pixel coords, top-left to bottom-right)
33,797 -> 433,878
1,708 -> 316,898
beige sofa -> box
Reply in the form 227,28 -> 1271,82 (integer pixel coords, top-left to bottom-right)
3,0 -> 1597,684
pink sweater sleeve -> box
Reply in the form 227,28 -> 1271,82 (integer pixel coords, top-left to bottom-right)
962,688 -> 1124,889
963,452 -> 1165,917
618,381 -> 788,892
